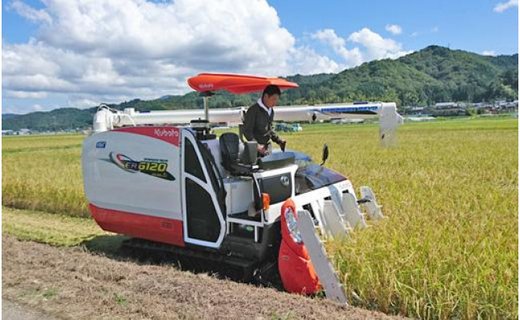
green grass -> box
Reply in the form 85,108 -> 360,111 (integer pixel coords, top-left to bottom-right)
113,293 -> 128,306
2,117 -> 518,319
2,207 -> 107,246
2,206 -> 128,254
42,288 -> 59,299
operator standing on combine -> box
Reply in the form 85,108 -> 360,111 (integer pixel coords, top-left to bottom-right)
243,85 -> 286,156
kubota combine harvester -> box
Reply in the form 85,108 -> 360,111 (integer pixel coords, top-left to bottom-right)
82,73 -> 402,304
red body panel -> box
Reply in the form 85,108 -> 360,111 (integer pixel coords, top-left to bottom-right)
278,199 -> 321,294
113,126 -> 180,147
89,204 -> 184,247
187,73 -> 298,94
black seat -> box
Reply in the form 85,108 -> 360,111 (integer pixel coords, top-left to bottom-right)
238,124 -> 246,143
220,133 -> 255,175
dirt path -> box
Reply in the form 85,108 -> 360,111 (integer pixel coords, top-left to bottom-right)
3,299 -> 60,320
3,236 -> 405,319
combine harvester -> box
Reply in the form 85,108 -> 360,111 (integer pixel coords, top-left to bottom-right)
82,73 -> 402,304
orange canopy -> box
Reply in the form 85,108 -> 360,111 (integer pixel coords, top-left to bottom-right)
187,73 -> 299,94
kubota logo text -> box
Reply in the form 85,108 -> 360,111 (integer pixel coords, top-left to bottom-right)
198,83 -> 213,90
154,128 -> 179,138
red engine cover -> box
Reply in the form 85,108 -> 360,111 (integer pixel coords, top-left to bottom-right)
278,199 -> 321,294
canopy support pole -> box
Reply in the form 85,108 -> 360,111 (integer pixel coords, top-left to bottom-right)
202,91 -> 214,122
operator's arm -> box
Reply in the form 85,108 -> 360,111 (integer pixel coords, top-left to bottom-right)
270,128 -> 283,145
269,110 -> 283,145
243,106 -> 256,142
271,130 -> 286,151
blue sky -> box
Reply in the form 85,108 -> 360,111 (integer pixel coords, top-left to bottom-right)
2,0 -> 518,114
270,0 -> 518,54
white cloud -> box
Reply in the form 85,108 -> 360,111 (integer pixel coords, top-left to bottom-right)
4,0 -> 412,112
494,0 -> 518,12
4,0 -> 311,108
8,0 -> 52,24
32,104 -> 44,111
385,24 -> 402,35
67,97 -> 103,108
347,28 -> 411,61
35,0 -> 295,71
4,90 -> 48,99
431,26 -> 439,33
287,46 -> 342,74
482,50 -> 497,56
311,28 -> 410,68
311,29 -> 363,67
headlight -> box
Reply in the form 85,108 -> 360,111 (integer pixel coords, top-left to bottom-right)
284,206 -> 302,244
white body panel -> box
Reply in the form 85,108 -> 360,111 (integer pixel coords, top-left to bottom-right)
274,104 -> 380,122
123,107 -> 244,126
82,131 -> 182,219
224,177 -> 254,215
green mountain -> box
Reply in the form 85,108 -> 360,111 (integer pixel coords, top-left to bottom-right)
3,108 -> 96,131
282,46 -> 517,106
3,46 -> 517,131
2,113 -> 18,120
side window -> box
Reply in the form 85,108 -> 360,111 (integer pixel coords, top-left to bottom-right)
186,179 -> 220,242
184,138 -> 206,182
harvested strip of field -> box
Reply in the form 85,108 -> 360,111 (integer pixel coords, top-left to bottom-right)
2,235 -> 404,320
3,207 -> 108,246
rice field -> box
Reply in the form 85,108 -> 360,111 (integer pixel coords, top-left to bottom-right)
2,117 -> 518,319
3,134 -> 88,217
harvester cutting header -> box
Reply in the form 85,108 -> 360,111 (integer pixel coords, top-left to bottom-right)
82,73 -> 402,304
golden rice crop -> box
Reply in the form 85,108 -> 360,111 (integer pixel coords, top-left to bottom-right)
2,117 -> 517,319
3,134 -> 89,217
289,118 -> 517,319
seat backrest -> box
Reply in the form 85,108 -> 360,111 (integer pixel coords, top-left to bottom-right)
241,141 -> 258,165
220,132 -> 240,170
238,124 -> 246,143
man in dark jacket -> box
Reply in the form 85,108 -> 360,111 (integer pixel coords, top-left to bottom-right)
243,85 -> 286,155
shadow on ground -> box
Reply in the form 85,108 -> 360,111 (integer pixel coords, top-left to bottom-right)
80,235 -> 283,291
81,235 -> 129,256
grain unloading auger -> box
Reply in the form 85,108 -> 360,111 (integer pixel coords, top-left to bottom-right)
82,73 -> 402,305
